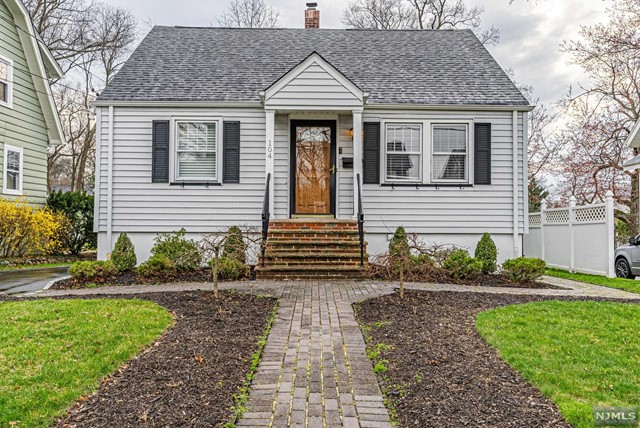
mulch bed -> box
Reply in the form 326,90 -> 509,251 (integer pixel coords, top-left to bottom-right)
354,291 -> 625,427
453,274 -> 563,289
55,291 -> 276,428
51,267 -> 256,290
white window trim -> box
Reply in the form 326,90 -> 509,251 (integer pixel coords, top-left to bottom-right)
382,121 -> 423,183
0,53 -> 14,109
3,144 -> 23,195
171,117 -> 222,182
430,122 -> 473,184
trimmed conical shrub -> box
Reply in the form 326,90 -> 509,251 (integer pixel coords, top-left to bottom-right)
111,233 -> 137,272
474,233 -> 498,274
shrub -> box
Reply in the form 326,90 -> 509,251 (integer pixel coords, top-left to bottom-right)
389,226 -> 410,275
502,257 -> 546,284
222,226 -> 247,263
211,257 -> 249,281
0,197 -> 69,258
46,191 -> 96,254
150,229 -> 202,271
137,255 -> 175,278
68,260 -> 117,282
443,249 -> 483,280
474,233 -> 498,274
111,233 -> 137,272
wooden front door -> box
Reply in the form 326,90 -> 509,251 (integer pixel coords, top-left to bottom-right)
290,120 -> 337,216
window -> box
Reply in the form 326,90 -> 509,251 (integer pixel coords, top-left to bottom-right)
3,145 -> 23,195
385,124 -> 421,182
175,121 -> 218,181
0,55 -> 13,108
432,124 -> 468,182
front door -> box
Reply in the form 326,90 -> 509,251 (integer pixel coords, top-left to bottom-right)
290,120 -> 337,216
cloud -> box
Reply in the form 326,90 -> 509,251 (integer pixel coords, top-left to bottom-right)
105,0 -> 609,106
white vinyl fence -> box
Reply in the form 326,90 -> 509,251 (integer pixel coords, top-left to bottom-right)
524,191 -> 615,278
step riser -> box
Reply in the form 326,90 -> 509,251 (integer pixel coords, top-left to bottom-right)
261,260 -> 363,266
261,220 -> 366,279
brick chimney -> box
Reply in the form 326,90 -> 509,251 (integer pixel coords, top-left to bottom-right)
305,3 -> 320,29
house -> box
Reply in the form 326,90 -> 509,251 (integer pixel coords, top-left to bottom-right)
93,5 -> 531,277
0,0 -> 64,205
623,120 -> 640,171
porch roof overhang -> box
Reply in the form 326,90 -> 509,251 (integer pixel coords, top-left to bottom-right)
626,119 -> 640,148
623,153 -> 640,171
261,52 -> 367,112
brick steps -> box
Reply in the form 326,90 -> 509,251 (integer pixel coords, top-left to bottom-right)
255,219 -> 367,280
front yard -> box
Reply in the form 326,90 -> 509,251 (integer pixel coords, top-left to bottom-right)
477,300 -> 640,428
356,291 -> 640,427
0,299 -> 172,427
0,292 -> 277,428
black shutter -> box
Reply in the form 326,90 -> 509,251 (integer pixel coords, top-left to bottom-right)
474,123 -> 492,185
223,121 -> 241,183
363,122 -> 380,184
152,120 -> 170,183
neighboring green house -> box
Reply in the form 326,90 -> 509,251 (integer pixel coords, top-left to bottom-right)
0,0 -> 64,205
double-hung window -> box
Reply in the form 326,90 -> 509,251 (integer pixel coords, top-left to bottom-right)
385,123 -> 422,182
3,145 -> 23,195
0,54 -> 13,108
175,121 -> 219,181
432,124 -> 469,183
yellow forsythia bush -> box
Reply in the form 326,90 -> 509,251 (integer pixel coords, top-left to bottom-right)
0,197 -> 70,258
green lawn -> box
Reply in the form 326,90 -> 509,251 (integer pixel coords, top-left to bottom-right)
0,262 -> 71,272
0,299 -> 172,427
546,268 -> 640,294
476,300 -> 640,428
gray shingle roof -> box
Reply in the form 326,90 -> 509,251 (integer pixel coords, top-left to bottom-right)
97,26 -> 529,106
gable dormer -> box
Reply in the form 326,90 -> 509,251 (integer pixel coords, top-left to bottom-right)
262,52 -> 366,111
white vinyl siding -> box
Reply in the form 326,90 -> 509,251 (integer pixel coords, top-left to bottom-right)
3,144 -> 22,195
385,123 -> 421,182
431,124 -> 468,183
94,107 -> 525,243
364,109 -> 525,235
175,121 -> 219,181
95,107 -> 266,233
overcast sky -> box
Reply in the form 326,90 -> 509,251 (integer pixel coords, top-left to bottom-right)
105,0 -> 610,106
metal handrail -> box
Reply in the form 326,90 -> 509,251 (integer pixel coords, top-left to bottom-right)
356,173 -> 365,266
261,173 -> 271,267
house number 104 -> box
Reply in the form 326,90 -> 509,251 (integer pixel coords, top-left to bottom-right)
267,139 -> 273,159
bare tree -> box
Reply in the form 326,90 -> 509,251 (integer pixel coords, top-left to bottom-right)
342,0 -> 499,45
24,0 -> 138,193
556,0 -> 640,234
218,0 -> 280,28
342,0 -> 415,30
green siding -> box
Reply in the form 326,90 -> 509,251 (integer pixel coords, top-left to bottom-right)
0,0 -> 49,206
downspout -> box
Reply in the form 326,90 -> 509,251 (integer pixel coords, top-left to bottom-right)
106,105 -> 114,255
93,107 -> 102,234
523,111 -> 529,235
512,110 -> 519,257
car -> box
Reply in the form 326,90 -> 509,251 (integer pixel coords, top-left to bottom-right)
615,235 -> 640,278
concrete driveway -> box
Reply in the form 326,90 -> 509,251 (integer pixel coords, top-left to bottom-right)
0,267 -> 69,295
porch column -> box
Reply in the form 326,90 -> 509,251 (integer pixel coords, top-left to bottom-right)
352,110 -> 363,218
265,110 -> 275,216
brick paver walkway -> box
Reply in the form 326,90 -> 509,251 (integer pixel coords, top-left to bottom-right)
31,277 -> 639,427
